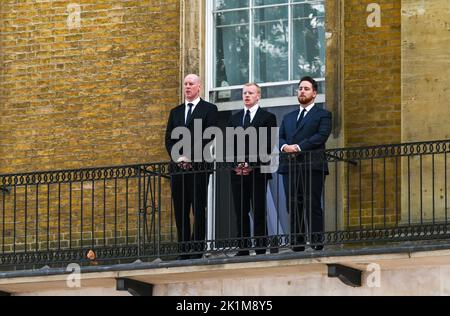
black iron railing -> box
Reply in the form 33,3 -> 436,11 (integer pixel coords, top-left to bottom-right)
0,140 -> 449,270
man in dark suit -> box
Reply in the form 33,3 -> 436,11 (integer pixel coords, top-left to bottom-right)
228,83 -> 277,256
165,74 -> 218,260
279,76 -> 332,252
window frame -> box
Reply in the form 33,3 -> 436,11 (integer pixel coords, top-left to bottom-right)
205,0 -> 326,111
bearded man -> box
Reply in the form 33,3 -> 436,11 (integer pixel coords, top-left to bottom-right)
278,76 -> 332,252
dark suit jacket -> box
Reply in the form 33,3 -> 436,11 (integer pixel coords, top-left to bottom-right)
279,105 -> 332,174
165,99 -> 218,164
228,107 -> 277,177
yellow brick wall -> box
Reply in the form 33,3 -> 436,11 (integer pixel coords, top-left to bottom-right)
0,0 -> 422,256
0,1 -> 180,257
344,0 -> 401,147
342,1 -> 402,230
0,0 -> 180,174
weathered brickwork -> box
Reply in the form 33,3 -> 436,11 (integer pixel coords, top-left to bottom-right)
344,0 -> 401,147
342,1 -> 402,230
0,0 -> 180,174
2,0 -> 446,260
0,0 -> 180,254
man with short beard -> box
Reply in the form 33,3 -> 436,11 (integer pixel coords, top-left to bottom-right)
279,76 -> 332,252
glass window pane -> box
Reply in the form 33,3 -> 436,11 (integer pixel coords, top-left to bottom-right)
215,0 -> 249,11
292,2 -> 325,18
263,83 -> 296,99
292,3 -> 326,79
211,0 -> 326,97
254,0 -> 288,6
216,10 -> 248,27
209,89 -> 243,103
253,7 -> 289,83
215,11 -> 250,87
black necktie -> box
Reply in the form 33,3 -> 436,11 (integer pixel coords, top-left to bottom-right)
186,103 -> 193,125
243,110 -> 251,129
297,109 -> 307,129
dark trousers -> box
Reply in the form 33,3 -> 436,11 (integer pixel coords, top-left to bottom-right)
171,171 -> 209,253
231,173 -> 268,254
283,168 -> 325,247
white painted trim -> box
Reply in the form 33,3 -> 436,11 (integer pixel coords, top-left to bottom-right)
249,1 -> 254,83
180,0 -> 186,102
212,0 -> 325,14
205,0 -> 214,102
205,0 -> 327,111
288,2 -> 293,80
216,94 -> 326,112
210,78 -> 325,92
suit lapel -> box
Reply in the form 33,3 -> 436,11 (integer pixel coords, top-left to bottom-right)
251,108 -> 264,128
234,110 -> 244,127
235,107 -> 262,128
177,106 -> 186,126
186,99 -> 203,127
290,110 -> 299,134
296,106 -> 319,134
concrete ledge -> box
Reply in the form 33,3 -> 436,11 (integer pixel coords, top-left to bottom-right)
2,244 -> 450,295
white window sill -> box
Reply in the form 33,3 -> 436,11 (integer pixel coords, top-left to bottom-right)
213,94 -> 326,112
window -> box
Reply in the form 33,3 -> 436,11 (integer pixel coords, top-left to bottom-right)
206,0 -> 326,109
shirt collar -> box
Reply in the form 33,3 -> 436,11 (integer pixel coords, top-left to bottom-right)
300,103 -> 315,113
185,97 -> 201,107
244,104 -> 259,114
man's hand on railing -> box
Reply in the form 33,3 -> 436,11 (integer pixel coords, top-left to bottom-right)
282,145 -> 301,154
234,163 -> 253,176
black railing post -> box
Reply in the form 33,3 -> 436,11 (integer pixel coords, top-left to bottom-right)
308,151 -> 312,248
157,164 -> 162,259
335,159 -> 338,232
142,173 -> 147,252
2,183 -> 6,254
150,170 -> 156,257
446,152 -> 448,224
137,166 -> 142,259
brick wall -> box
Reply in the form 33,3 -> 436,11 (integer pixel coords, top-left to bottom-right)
342,0 -> 402,230
0,0 -> 180,174
0,1 -> 180,258
344,0 -> 401,147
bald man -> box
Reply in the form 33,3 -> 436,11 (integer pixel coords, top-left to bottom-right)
165,74 -> 218,260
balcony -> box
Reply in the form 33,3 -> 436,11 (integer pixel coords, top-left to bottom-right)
0,140 -> 449,295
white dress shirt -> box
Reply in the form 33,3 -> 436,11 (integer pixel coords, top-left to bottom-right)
297,103 -> 315,121
243,104 -> 259,125
185,97 -> 201,124
281,103 -> 316,153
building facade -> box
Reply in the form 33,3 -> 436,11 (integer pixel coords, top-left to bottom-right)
0,0 -> 449,296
